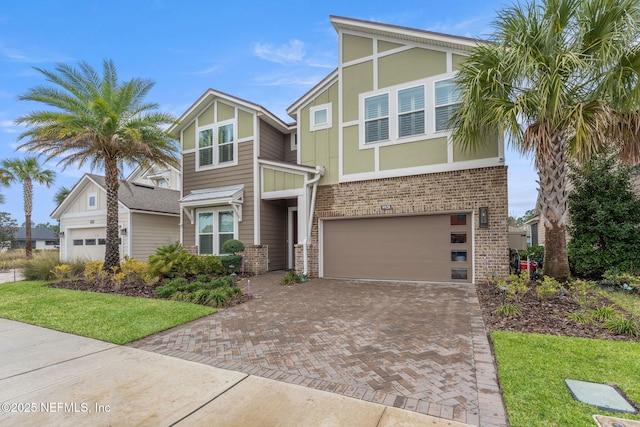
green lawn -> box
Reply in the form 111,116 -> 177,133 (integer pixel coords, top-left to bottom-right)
492,331 -> 640,427
0,280 -> 215,344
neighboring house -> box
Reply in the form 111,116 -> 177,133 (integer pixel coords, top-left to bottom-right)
170,16 -> 509,283
13,227 -> 58,250
525,216 -> 545,247
51,166 -> 181,262
508,226 -> 529,250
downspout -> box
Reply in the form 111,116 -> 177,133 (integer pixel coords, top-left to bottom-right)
303,166 -> 325,276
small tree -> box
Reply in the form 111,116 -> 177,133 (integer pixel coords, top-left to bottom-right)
0,212 -> 18,249
568,154 -> 640,278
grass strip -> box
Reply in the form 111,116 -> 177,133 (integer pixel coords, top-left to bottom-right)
0,281 -> 215,344
492,331 -> 640,427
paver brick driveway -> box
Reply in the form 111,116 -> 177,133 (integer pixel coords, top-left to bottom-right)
130,272 -> 508,426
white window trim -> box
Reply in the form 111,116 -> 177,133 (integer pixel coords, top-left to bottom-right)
309,103 -> 332,132
196,207 -> 238,255
358,72 -> 459,149
433,77 -> 461,133
87,192 -> 97,210
196,119 -> 238,170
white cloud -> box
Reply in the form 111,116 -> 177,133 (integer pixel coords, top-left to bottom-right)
0,120 -> 20,134
253,39 -> 306,65
252,70 -> 327,87
0,45 -> 29,61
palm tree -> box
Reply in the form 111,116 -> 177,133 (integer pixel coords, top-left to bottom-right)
451,0 -> 640,280
0,157 -> 55,258
53,186 -> 70,206
16,59 -> 179,271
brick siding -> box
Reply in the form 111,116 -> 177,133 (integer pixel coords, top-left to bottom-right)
296,166 -> 509,282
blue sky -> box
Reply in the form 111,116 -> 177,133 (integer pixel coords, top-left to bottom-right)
0,0 -> 537,226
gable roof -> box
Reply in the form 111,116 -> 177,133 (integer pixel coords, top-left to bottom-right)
14,227 -> 57,241
168,88 -> 295,138
51,173 -> 180,219
329,15 -> 485,51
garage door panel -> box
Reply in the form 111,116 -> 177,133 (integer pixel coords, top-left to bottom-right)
322,214 -> 471,282
69,228 -> 106,261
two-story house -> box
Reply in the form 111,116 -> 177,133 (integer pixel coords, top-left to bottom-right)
170,16 -> 509,283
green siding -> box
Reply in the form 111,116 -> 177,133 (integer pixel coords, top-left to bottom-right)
453,136 -> 499,162
183,122 -> 196,151
378,48 -> 446,88
342,34 -> 373,62
343,126 -> 374,175
238,109 -> 254,139
379,138 -> 448,170
452,54 -> 466,71
263,169 -> 304,192
378,40 -> 404,53
217,102 -> 235,122
299,82 -> 339,185
199,104 -> 214,127
342,61 -> 373,123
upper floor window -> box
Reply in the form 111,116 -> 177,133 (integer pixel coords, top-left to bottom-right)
359,74 -> 460,147
198,121 -> 236,169
435,78 -> 461,132
87,193 -> 97,210
398,86 -> 425,137
364,94 -> 389,143
310,103 -> 332,131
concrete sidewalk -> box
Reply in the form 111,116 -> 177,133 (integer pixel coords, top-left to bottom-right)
0,318 -> 471,426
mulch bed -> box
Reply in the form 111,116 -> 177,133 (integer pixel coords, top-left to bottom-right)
476,280 -> 640,342
48,277 -> 252,307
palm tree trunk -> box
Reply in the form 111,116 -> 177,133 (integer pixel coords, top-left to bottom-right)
537,133 -> 571,280
103,157 -> 120,272
24,178 -> 33,259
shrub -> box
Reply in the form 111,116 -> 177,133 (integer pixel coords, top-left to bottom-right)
148,243 -> 196,278
536,276 -> 560,300
194,255 -> 224,276
221,239 -> 245,254
195,274 -> 212,284
205,288 -> 230,307
221,255 -> 242,273
605,317 -> 640,337
154,283 -> 178,298
84,261 -> 104,280
23,252 -> 60,281
496,302 -> 522,317
591,306 -> 617,322
568,311 -> 594,325
280,270 -> 302,286
120,256 -> 157,285
52,264 -> 71,281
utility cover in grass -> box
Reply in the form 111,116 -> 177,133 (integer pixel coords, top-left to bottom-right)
565,379 -> 638,414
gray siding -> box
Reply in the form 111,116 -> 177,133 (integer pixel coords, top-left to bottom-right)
285,134 -> 298,163
131,213 -> 180,261
182,140 -> 255,248
259,121 -> 286,161
261,199 -> 286,270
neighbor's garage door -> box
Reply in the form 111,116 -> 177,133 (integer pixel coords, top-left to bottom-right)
322,214 -> 472,282
69,228 -> 106,261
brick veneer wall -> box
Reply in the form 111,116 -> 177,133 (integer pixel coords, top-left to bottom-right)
240,245 -> 268,275
297,166 -> 509,282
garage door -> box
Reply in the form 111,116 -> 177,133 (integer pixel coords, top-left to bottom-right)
68,228 -> 106,261
322,214 -> 472,282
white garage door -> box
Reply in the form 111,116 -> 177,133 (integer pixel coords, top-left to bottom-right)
322,214 -> 472,282
68,228 -> 106,261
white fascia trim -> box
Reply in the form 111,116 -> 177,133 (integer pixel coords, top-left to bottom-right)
339,157 -> 504,183
253,114 -> 261,245
183,148 -> 196,154
65,223 -> 107,230
128,210 -> 179,217
258,159 -> 318,174
261,188 -> 305,200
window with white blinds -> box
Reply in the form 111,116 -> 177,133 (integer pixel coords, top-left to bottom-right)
364,94 -> 389,143
359,73 -> 460,147
435,78 -> 461,132
398,86 -> 425,138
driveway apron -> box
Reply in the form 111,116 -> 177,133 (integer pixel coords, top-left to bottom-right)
130,272 -> 508,427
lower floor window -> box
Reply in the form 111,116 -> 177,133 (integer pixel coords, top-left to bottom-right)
198,210 -> 236,255
451,268 -> 468,280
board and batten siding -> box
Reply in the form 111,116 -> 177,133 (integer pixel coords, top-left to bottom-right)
182,140 -> 255,249
131,213 -> 180,261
